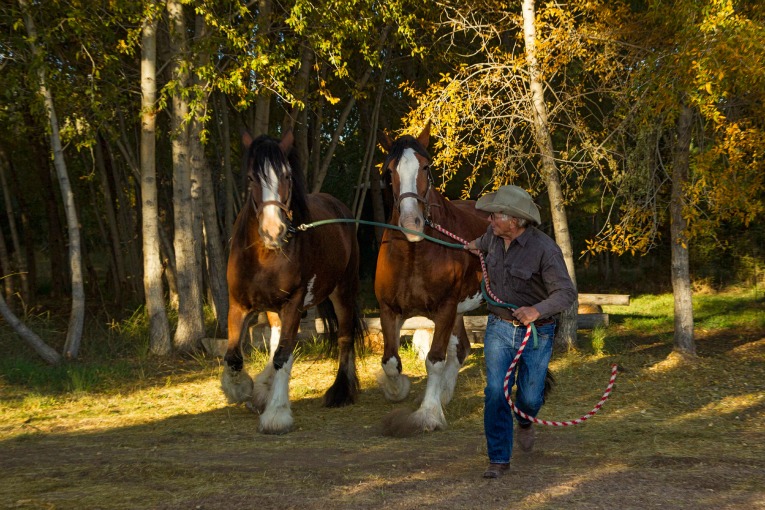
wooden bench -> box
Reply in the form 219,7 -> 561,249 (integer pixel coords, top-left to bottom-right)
577,293 -> 631,329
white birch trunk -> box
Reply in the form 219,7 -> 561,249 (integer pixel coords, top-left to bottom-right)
521,0 -> 578,348
141,0 -> 171,355
168,0 -> 205,351
19,0 -> 85,358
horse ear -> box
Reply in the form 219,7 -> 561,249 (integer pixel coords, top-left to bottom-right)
378,130 -> 394,152
279,130 -> 295,153
242,130 -> 254,150
416,121 -> 431,149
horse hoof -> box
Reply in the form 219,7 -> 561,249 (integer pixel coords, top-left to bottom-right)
258,407 -> 293,434
409,407 -> 447,432
221,366 -> 254,405
376,370 -> 411,402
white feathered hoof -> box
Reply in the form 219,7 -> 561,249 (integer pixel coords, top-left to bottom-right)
251,364 -> 276,413
376,370 -> 411,402
409,405 -> 447,432
258,406 -> 293,435
221,365 -> 254,405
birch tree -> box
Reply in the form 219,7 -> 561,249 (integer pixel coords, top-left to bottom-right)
167,0 -> 205,352
19,0 -> 85,359
520,0 -> 578,347
141,0 -> 171,355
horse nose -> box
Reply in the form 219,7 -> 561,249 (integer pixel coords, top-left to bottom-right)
414,217 -> 422,228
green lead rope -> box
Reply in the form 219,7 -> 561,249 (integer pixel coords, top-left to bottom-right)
297,217 -> 538,347
297,218 -> 466,249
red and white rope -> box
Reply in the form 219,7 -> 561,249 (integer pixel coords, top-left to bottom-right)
428,220 -> 618,427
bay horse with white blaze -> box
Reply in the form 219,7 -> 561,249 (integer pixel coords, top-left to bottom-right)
375,124 -> 490,435
222,130 -> 365,434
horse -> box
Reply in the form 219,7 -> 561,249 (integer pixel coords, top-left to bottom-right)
221,130 -> 365,434
375,124 -> 491,435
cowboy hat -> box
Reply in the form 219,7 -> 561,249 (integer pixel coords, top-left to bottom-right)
476,185 -> 541,225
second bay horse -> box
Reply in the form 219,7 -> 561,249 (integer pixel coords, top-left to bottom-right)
375,124 -> 490,435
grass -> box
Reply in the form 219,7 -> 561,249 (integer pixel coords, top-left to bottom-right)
0,288 -> 763,509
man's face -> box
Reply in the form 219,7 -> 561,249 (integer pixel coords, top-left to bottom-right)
490,212 -> 519,239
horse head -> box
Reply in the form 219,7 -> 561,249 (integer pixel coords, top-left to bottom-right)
242,130 -> 301,250
379,123 -> 432,242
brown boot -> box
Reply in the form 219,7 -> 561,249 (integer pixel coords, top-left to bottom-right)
482,463 -> 509,478
517,424 -> 535,452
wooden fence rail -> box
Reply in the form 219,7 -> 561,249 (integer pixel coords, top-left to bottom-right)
203,294 -> 631,356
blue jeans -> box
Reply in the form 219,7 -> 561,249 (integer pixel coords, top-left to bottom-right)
483,314 -> 555,464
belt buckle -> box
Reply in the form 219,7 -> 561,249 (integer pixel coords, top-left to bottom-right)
511,319 -> 522,327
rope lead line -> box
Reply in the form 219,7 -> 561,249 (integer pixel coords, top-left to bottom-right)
299,216 -> 618,426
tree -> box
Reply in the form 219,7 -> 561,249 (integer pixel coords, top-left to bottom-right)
520,0 -> 578,347
140,0 -> 171,355
167,0 -> 205,352
587,0 -> 765,356
19,0 -> 85,359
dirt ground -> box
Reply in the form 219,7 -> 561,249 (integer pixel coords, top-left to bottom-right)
2,330 -> 764,510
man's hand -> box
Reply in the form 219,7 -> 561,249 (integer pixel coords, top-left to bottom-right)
512,306 -> 541,326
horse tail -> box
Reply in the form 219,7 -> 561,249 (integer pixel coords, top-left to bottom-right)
316,298 -> 368,355
543,368 -> 555,401
515,356 -> 555,402
350,301 -> 368,356
318,298 -> 367,408
316,299 -> 340,355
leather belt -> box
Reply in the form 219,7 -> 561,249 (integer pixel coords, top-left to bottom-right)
492,313 -> 555,327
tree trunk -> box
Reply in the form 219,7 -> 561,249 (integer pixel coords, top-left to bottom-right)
353,67 -> 386,223
94,137 -> 126,305
141,0 -> 171,355
293,45 -> 314,177
191,13 -> 228,337
215,92 -> 236,238
0,221 -> 14,300
0,291 -> 61,365
35,144 -> 67,297
168,0 -> 205,352
670,103 -> 696,355
0,149 -> 29,302
20,0 -> 85,358
521,0 -> 578,348
7,159 -> 37,303
252,0 -> 273,139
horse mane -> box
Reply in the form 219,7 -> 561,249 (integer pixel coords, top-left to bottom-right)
247,134 -> 309,223
383,134 -> 431,172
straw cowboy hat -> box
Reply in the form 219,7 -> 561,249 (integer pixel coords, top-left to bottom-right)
476,185 -> 542,225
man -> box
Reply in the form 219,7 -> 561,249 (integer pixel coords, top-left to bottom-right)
464,185 -> 576,479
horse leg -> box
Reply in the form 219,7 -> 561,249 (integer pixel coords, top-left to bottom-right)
257,301 -> 302,434
251,311 -> 281,412
376,304 -> 410,401
323,287 -> 360,407
221,302 -> 256,405
408,306 -> 459,431
440,315 -> 470,405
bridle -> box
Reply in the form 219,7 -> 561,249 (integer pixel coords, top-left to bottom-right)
249,166 -> 296,239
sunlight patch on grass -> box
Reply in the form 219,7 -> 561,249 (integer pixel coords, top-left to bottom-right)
669,393 -> 765,424
516,463 -> 630,508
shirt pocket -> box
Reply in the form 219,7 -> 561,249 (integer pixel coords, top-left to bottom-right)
508,267 -> 532,293
486,253 -> 501,279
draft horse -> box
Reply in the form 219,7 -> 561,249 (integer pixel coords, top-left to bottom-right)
375,124 -> 490,435
222,130 -> 365,434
